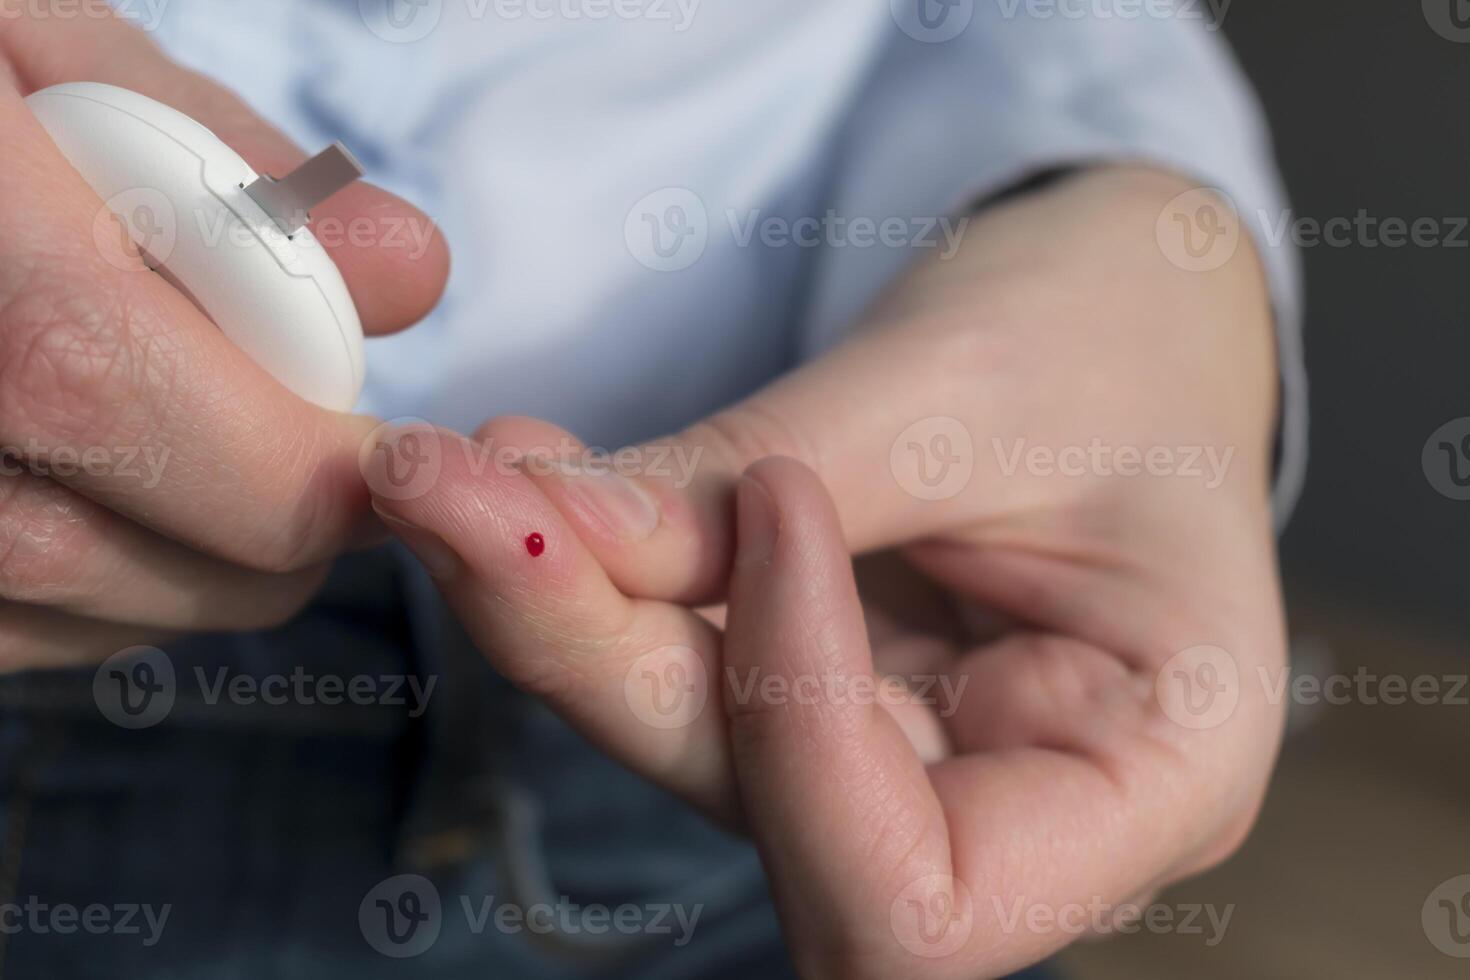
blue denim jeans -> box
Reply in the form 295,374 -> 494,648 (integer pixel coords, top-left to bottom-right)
0,548 -> 1053,980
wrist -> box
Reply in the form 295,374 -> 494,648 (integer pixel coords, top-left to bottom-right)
877,164 -> 1280,497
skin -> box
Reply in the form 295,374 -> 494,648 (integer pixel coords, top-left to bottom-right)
368,168 -> 1289,976
2,10 -> 1287,977
0,10 -> 449,667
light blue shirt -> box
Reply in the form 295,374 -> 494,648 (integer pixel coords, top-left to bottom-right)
137,0 -> 1305,518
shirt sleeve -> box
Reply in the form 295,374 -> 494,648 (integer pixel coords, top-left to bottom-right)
799,10 -> 1306,527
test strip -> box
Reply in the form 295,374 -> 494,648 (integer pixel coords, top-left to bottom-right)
245,142 -> 365,236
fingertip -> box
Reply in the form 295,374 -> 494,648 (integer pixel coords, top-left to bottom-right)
361,423 -> 529,584
740,456 -> 847,558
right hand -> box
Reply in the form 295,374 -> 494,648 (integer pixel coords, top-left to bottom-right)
0,8 -> 450,670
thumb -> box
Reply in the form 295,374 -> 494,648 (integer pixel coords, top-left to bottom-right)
722,458 -> 960,973
500,318 -> 1003,604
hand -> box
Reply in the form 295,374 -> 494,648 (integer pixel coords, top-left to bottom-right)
0,9 -> 449,669
368,166 -> 1287,975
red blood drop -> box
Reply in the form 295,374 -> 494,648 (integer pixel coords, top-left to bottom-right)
525,532 -> 545,557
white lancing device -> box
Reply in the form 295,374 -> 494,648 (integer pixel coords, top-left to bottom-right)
25,82 -> 366,412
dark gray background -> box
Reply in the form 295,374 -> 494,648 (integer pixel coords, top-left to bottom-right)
1224,2 -> 1469,633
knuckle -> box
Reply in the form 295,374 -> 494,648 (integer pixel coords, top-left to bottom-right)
681,402 -> 813,480
237,512 -> 326,575
229,437 -> 347,575
0,274 -> 173,446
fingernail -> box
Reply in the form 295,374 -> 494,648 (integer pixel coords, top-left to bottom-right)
523,455 -> 660,542
372,504 -> 459,579
735,476 -> 778,565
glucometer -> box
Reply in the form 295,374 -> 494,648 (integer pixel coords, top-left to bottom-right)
25,82 -> 366,411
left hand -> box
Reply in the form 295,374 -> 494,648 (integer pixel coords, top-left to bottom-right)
365,166 -> 1288,977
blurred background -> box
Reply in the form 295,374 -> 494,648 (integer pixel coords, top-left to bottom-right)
1061,2 -> 1470,976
